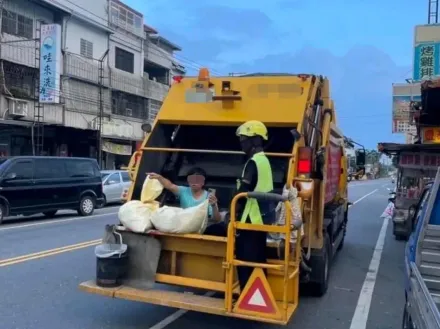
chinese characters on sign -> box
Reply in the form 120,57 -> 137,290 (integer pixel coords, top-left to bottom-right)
413,43 -> 440,81
399,152 -> 440,169
39,24 -> 62,103
419,45 -> 434,78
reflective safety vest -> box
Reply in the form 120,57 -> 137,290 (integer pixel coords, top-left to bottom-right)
236,152 -> 273,224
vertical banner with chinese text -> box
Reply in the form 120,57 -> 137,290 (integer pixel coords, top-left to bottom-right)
413,24 -> 440,82
413,43 -> 440,81
39,24 -> 62,103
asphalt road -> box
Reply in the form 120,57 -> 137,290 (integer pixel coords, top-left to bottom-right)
0,179 -> 405,329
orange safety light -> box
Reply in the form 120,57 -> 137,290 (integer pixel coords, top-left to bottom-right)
297,147 -> 312,174
298,74 -> 310,81
198,68 -> 210,81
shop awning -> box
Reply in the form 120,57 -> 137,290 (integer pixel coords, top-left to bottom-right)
378,142 -> 440,155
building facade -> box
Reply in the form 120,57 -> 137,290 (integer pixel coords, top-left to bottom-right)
0,0 -> 184,169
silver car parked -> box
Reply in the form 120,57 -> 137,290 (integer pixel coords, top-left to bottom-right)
101,170 -> 131,205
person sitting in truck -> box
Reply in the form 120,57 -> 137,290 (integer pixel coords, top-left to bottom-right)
148,167 -> 222,227
234,120 -> 275,291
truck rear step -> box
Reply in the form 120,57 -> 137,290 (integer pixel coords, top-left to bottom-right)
421,250 -> 440,263
420,262 -> 440,277
426,225 -> 440,238
430,289 -> 440,311
79,281 -> 297,325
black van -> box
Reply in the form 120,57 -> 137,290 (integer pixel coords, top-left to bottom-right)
0,156 -> 105,224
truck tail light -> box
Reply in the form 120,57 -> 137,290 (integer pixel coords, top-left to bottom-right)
298,147 -> 312,175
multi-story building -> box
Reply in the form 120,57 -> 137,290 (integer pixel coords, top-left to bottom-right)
0,0 -> 184,169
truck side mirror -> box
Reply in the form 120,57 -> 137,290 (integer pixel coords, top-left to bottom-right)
356,150 -> 366,166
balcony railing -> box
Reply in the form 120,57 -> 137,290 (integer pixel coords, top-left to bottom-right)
144,41 -> 172,69
110,70 -> 169,101
64,52 -> 109,86
148,80 -> 169,101
1,34 -> 38,68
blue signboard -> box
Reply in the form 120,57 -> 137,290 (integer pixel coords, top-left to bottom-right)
39,24 -> 62,103
413,43 -> 440,81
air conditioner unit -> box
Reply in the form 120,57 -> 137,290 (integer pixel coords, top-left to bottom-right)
126,108 -> 133,117
7,98 -> 28,118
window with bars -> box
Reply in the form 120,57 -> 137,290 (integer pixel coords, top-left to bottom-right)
1,9 -> 33,39
111,90 -> 148,120
109,1 -> 143,36
115,47 -> 134,73
80,39 -> 93,59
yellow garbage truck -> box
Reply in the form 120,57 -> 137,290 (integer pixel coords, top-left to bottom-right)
80,70 -> 356,325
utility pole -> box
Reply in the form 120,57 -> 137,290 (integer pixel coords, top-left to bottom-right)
97,49 -> 109,168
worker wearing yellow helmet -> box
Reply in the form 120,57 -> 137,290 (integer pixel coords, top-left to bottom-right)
234,120 -> 275,291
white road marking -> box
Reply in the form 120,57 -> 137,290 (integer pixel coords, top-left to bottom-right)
348,189 -> 378,208
0,208 -> 119,232
349,214 -> 389,329
148,291 -> 215,329
352,189 -> 378,205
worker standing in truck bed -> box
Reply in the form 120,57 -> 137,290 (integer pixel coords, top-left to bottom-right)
234,120 -> 276,291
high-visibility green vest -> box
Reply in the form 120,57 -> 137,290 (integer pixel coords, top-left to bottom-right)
236,152 -> 273,224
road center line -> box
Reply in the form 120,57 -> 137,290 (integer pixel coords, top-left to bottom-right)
349,214 -> 389,329
0,210 -> 118,232
0,239 -> 101,267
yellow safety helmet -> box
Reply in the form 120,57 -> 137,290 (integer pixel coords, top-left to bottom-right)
236,120 -> 268,141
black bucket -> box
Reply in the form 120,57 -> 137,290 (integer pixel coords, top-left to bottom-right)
96,251 -> 128,288
95,230 -> 129,288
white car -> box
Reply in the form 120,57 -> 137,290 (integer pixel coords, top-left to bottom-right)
101,170 -> 131,205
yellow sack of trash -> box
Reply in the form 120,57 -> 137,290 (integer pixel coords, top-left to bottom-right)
118,175 -> 163,233
140,175 -> 164,208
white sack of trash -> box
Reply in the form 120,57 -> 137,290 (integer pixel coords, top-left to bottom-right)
150,200 -> 208,234
118,175 -> 208,234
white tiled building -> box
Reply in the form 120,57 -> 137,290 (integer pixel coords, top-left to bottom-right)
0,0 -> 184,168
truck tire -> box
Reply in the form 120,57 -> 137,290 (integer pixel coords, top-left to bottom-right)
395,234 -> 406,241
337,218 -> 347,251
402,300 -> 414,329
309,232 -> 332,296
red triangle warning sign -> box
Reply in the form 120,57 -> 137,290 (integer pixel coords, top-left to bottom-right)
234,268 -> 280,317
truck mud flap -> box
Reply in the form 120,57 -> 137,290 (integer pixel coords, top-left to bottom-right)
103,226 -> 161,291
